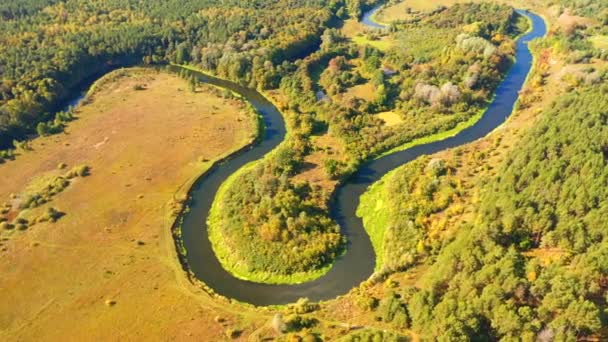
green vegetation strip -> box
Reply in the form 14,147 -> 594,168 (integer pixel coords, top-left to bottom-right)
369,5 -> 390,27
377,105 -> 486,159
356,178 -> 390,270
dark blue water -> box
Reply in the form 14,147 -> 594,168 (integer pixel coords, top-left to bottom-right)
177,10 -> 546,306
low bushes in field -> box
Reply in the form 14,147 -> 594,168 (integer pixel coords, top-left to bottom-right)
36,108 -> 75,137
35,207 -> 65,223
64,165 -> 91,178
20,165 -> 90,210
1,164 -> 90,233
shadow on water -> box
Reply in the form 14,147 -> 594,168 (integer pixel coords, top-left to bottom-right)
173,10 -> 546,306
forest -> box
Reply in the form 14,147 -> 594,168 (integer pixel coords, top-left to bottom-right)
285,3 -> 528,162
0,0 -> 342,150
358,79 -> 608,340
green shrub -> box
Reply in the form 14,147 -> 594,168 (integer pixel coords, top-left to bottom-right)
354,294 -> 379,311
65,165 -> 91,178
285,315 -> 318,332
378,291 -> 410,328
36,207 -> 64,223
290,298 -> 319,314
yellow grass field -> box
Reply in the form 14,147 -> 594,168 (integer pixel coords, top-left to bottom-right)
352,35 -> 394,51
590,35 -> 608,50
0,68 -> 267,340
340,82 -> 377,103
342,19 -> 394,51
375,0 -> 466,23
377,111 -> 405,126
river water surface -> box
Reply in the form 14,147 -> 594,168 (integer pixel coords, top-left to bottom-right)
175,10 -> 546,305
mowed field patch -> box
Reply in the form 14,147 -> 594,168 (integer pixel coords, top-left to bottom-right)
342,19 -> 394,51
377,111 -> 404,126
0,68 -> 263,339
338,82 -> 377,104
375,0 -> 468,22
590,35 -> 608,50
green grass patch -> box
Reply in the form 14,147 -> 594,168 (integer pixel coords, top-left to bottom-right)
394,27 -> 455,61
590,35 -> 608,50
356,178 -> 390,271
352,35 -> 393,51
378,105 -> 486,159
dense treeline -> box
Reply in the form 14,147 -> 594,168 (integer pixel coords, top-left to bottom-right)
360,81 -> 608,340
0,0 -> 59,19
0,0 -> 340,149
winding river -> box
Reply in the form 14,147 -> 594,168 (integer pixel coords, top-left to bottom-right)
361,4 -> 387,29
173,9 -> 546,306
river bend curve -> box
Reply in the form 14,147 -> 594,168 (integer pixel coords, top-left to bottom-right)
176,9 -> 546,306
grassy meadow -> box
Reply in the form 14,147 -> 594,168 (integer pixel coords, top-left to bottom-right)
0,68 -> 262,340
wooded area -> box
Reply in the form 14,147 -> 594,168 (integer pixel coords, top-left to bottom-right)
0,0 -> 339,149
359,81 -> 608,340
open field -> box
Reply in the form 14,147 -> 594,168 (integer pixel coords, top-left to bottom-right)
339,82 -> 377,103
0,68 -> 264,339
590,35 -> 608,50
376,111 -> 404,126
341,19 -> 394,51
351,35 -> 394,51
375,0 -> 468,23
